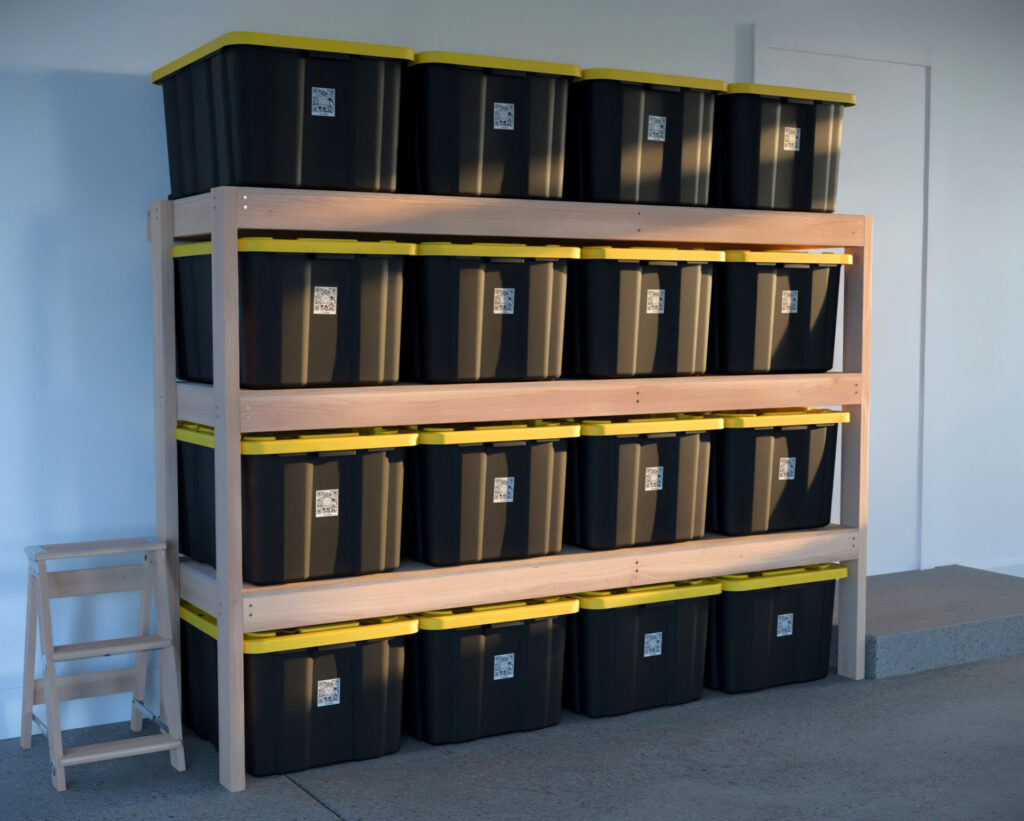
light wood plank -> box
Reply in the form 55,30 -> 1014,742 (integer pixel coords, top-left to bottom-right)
153,549 -> 186,770
28,538 -> 162,561
20,573 -> 37,748
51,635 -> 170,663
171,192 -> 214,239
35,565 -> 66,790
61,735 -> 182,767
46,565 -> 146,598
33,667 -> 137,705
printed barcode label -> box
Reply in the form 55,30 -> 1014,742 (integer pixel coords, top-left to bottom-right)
493,652 -> 515,680
313,285 -> 338,315
493,477 -> 515,503
644,466 -> 664,492
493,287 -> 515,315
778,457 -> 796,481
781,290 -> 799,314
647,114 -> 667,142
311,86 -> 336,118
493,102 -> 515,130
646,288 -> 666,315
317,677 -> 340,707
643,631 -> 663,658
777,613 -> 794,637
783,126 -> 800,151
315,488 -> 339,517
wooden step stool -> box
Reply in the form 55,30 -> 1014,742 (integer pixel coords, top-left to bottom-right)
21,537 -> 186,791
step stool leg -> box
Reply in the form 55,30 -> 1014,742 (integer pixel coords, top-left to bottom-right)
21,571 -> 38,749
153,549 -> 186,771
130,555 -> 154,732
35,560 -> 67,791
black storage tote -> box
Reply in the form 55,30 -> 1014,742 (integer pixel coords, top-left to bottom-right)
709,251 -> 849,374
179,601 -> 416,775
405,242 -> 575,383
568,69 -> 726,205
174,237 -> 413,388
566,415 -> 722,550
401,51 -> 580,198
566,247 -> 722,378
405,422 -> 579,566
153,32 -> 411,199
176,423 -> 413,583
565,580 -> 721,717
707,409 -> 848,537
405,598 -> 578,744
711,83 -> 855,212
706,564 -> 847,693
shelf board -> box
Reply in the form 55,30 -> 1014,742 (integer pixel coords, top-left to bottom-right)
171,188 -> 867,248
179,526 -> 858,631
176,372 -> 862,431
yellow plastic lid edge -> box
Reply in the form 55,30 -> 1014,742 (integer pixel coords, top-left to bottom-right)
241,432 -> 417,455
724,83 -> 856,106
418,424 -> 581,446
580,417 -> 724,437
580,247 -> 725,263
243,617 -> 418,654
418,242 -> 580,260
173,238 -> 418,258
724,250 -> 853,265
575,580 -> 722,609
719,564 -> 848,592
412,51 -> 581,78
719,411 -> 850,429
579,68 -> 726,92
417,598 -> 579,630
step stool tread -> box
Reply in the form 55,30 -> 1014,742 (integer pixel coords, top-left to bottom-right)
27,537 -> 164,562
62,734 -> 183,767
52,635 -> 170,662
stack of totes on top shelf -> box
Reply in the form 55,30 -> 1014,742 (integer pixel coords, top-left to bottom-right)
400,52 -> 580,198
176,425 -> 412,584
565,247 -> 721,378
180,602 -> 415,774
711,84 -> 856,212
153,33 -> 411,199
404,423 -> 578,567
567,70 -> 725,205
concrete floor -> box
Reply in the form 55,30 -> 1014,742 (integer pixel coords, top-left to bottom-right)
4,654 -> 1022,821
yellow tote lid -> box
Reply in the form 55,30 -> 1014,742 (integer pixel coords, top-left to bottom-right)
718,563 -> 848,592
579,68 -> 726,92
724,250 -> 852,265
172,238 -> 417,258
581,247 -> 724,263
179,601 -> 418,652
413,51 -> 581,78
418,242 -> 580,260
417,597 -> 579,630
717,409 -> 850,429
175,422 -> 417,453
581,415 -> 723,437
417,421 -> 581,446
724,83 -> 856,106
153,32 -> 414,83
574,580 -> 721,610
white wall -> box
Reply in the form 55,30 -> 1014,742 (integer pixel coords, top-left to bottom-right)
1,0 -> 1022,739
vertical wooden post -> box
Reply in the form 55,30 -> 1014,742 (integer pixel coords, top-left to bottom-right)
150,201 -> 186,769
838,215 -> 872,680
210,187 -> 246,791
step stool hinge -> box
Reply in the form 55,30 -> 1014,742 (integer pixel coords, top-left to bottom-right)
131,699 -> 170,734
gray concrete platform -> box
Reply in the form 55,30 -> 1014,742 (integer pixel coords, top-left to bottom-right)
4,654 -> 1023,820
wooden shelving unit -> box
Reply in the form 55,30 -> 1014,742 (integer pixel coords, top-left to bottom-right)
149,186 -> 871,792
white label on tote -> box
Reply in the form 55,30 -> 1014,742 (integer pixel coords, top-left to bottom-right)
493,102 -> 515,130
644,466 -> 664,492
493,287 -> 515,314
646,288 -> 666,314
311,86 -> 336,117
493,476 -> 515,503
643,632 -> 663,658
783,126 -> 800,151
317,677 -> 340,707
313,285 -> 338,315
647,114 -> 667,142
493,653 -> 515,680
315,488 -> 339,517
778,457 -> 797,481
781,290 -> 799,314
777,613 -> 794,637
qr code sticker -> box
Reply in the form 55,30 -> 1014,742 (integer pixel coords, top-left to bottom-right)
493,287 -> 515,315
493,652 -> 515,680
646,288 -> 666,315
315,488 -> 339,517
493,101 -> 515,130
316,677 -> 340,707
493,476 -> 515,504
644,466 -> 664,492
643,631 -> 663,658
781,290 -> 799,314
311,86 -> 336,118
778,457 -> 796,481
783,126 -> 801,151
313,285 -> 338,315
777,613 -> 794,638
647,114 -> 667,142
